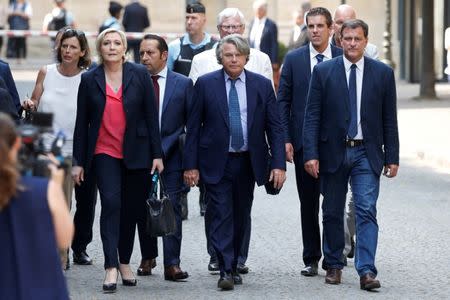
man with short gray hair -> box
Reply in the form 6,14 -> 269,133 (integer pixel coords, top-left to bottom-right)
183,34 -> 286,290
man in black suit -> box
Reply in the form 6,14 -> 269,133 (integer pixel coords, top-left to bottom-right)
303,19 -> 399,290
137,34 -> 193,281
0,59 -> 21,115
248,0 -> 278,67
278,7 -> 342,277
122,0 -> 150,63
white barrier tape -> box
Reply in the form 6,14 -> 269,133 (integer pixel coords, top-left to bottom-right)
0,30 -> 183,40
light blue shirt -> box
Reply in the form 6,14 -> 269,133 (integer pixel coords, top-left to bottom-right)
224,70 -> 248,152
167,32 -> 215,70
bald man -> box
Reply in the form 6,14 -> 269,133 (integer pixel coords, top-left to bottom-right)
332,4 -> 378,59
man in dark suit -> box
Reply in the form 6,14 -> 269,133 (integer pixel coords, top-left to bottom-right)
278,6 -> 342,277
0,59 -> 21,115
137,34 -> 192,281
303,19 -> 399,290
122,0 -> 150,63
184,34 -> 286,291
248,0 -> 278,67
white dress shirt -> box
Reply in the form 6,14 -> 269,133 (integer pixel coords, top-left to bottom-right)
153,66 -> 167,129
343,56 -> 364,140
309,43 -> 333,73
189,46 -> 273,86
249,17 -> 266,50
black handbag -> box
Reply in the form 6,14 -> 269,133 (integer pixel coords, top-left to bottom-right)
146,173 -> 177,237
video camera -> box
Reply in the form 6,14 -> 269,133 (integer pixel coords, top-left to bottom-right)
18,111 -> 68,177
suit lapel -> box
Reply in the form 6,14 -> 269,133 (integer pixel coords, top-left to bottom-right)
303,47 -> 312,82
94,65 -> 106,97
336,58 -> 350,113
214,70 -> 230,129
245,70 -> 257,132
361,58 -> 372,118
122,62 -> 134,96
162,70 -> 176,115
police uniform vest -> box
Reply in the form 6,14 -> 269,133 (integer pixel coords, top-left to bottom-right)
173,36 -> 217,76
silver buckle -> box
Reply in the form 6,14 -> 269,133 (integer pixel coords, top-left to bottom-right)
350,140 -> 355,147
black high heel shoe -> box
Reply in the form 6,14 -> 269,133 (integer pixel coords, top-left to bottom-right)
119,264 -> 137,286
103,268 -> 118,293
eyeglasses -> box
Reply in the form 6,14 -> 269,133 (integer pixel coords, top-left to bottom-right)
219,24 -> 243,31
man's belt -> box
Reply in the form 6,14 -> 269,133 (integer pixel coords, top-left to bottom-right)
345,139 -> 364,147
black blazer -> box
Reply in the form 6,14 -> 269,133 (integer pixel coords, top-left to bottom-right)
73,62 -> 162,173
122,2 -> 150,32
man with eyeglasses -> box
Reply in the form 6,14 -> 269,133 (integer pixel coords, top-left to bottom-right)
188,8 -> 272,275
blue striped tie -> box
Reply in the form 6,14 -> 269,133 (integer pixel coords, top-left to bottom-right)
229,79 -> 244,151
348,64 -> 358,138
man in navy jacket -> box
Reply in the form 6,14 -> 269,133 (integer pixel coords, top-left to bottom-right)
303,19 -> 399,290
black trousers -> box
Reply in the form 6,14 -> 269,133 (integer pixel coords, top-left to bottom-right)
293,149 -> 321,265
71,172 -> 98,254
127,39 -> 142,63
118,161 -> 157,264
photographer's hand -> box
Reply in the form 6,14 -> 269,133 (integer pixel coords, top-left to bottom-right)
72,166 -> 84,186
22,98 -> 37,111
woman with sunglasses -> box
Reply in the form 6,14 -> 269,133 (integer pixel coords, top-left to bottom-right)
72,28 -> 163,293
22,28 -> 92,269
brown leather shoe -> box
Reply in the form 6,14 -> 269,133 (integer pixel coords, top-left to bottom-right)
164,265 -> 189,281
360,273 -> 381,290
325,268 -> 342,284
137,259 -> 156,276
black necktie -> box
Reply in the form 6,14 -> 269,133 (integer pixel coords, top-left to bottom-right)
348,64 -> 358,138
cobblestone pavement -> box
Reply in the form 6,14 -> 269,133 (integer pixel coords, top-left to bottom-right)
13,72 -> 450,299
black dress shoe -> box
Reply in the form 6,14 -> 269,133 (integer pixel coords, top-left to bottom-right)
347,236 -> 355,258
301,262 -> 318,276
73,251 -> 93,265
218,273 -> 234,290
208,257 -> 219,272
137,258 -> 156,276
236,263 -> 249,274
232,272 -> 242,285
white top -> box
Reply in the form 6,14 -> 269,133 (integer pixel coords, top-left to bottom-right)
249,17 -> 266,50
189,46 -> 273,86
38,64 -> 84,156
343,56 -> 364,140
152,66 -> 167,129
309,43 -> 332,73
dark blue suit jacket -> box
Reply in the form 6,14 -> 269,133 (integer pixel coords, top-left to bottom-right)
160,70 -> 193,172
73,62 -> 162,173
249,18 -> 278,64
122,2 -> 150,32
303,56 -> 399,176
183,69 -> 285,186
0,60 -> 21,113
278,44 -> 342,151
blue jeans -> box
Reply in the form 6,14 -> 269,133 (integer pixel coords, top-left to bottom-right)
321,145 -> 380,277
